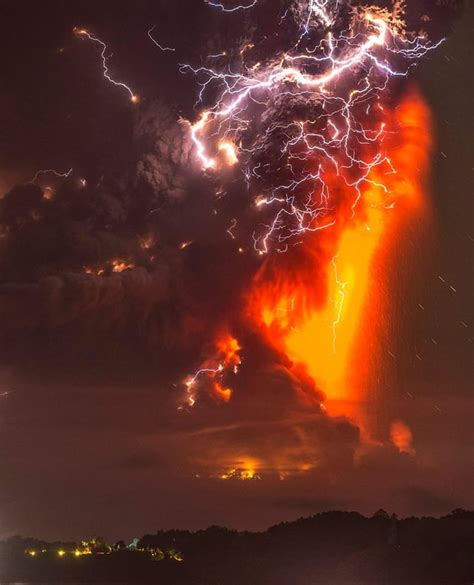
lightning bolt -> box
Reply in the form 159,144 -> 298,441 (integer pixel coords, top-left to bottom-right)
331,255 -> 347,354
74,28 -> 139,104
29,168 -> 73,184
148,25 -> 176,52
204,0 -> 258,12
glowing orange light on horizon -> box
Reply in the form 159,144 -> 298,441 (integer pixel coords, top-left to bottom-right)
220,457 -> 261,480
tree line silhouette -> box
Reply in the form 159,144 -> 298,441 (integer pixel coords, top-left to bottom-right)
1,509 -> 472,584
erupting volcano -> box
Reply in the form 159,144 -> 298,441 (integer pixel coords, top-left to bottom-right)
179,0 -> 437,467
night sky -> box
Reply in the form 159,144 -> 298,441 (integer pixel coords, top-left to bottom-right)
0,0 -> 472,541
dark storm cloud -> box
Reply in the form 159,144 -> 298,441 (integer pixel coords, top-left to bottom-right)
0,93 -> 219,379
0,175 -> 188,379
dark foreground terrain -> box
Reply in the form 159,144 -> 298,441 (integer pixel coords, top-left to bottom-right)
1,510 -> 473,584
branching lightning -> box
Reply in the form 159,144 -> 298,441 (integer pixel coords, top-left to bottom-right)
183,1 -> 442,254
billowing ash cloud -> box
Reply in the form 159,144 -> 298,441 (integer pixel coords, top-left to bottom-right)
134,102 -> 194,201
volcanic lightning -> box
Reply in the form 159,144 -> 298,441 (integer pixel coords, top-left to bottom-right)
183,1 -> 441,254
74,28 -> 139,103
148,25 -> 176,52
204,0 -> 259,12
29,168 -> 73,184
